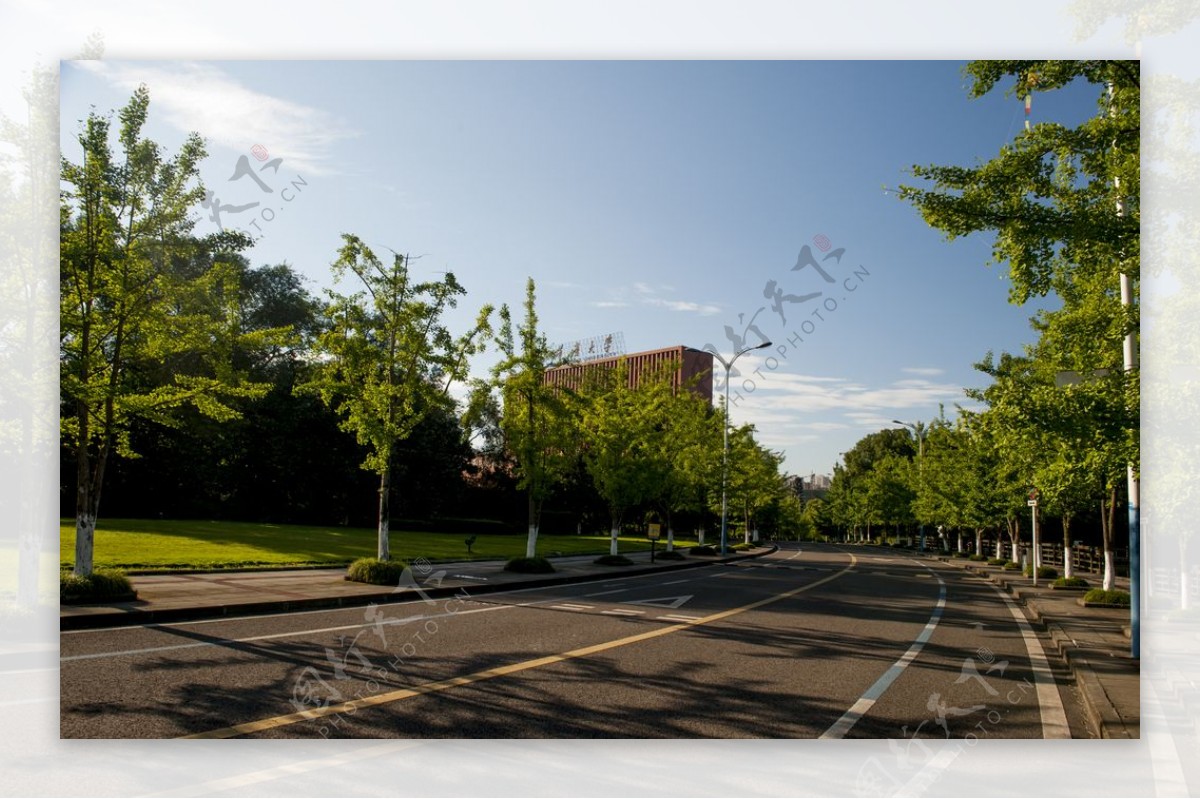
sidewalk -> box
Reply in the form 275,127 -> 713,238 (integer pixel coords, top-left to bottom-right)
935,554 -> 1139,739
59,546 -> 1138,739
59,548 -> 750,630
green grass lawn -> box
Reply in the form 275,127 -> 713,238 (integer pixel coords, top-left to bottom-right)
59,518 -> 695,571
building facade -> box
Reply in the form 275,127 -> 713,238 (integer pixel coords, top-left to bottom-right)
543,345 -> 714,404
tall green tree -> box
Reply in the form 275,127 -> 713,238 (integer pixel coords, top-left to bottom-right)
578,360 -> 671,556
486,278 -> 574,558
304,234 -> 492,560
60,86 -> 270,575
901,60 -> 1139,586
655,376 -> 720,551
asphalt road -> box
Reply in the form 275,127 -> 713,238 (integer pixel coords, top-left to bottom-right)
60,543 -> 1093,739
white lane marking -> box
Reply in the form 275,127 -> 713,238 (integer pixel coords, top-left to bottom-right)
989,583 -> 1071,738
553,604 -> 594,611
1146,677 -> 1188,789
621,595 -> 693,609
820,570 -> 947,739
143,740 -> 422,797
659,614 -> 702,623
583,588 -> 629,597
660,579 -> 692,586
601,609 -> 644,616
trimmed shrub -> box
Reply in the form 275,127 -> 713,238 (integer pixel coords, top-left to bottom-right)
654,549 -> 686,561
503,556 -> 555,574
688,545 -> 718,556
1083,588 -> 1131,606
1023,565 -> 1059,579
968,554 -> 987,562
593,554 -> 634,566
1053,576 -> 1090,589
1002,561 -> 1021,571
987,558 -> 1008,567
345,557 -> 408,585
731,542 -> 755,551
60,569 -> 137,603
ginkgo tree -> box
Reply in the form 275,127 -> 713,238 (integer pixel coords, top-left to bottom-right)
487,278 -> 575,558
60,86 -> 275,576
304,234 -> 492,561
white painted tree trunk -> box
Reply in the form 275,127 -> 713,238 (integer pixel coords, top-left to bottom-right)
1065,547 -> 1074,579
377,469 -> 391,561
996,538 -> 1003,560
610,523 -> 619,556
1103,550 -> 1115,590
378,516 -> 390,561
698,525 -> 705,545
975,529 -> 983,557
74,513 -> 96,577
956,532 -> 964,553
667,524 -> 675,552
525,523 -> 538,558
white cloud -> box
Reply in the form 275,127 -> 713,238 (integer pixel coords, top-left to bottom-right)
74,61 -> 355,175
902,367 -> 945,377
592,300 -> 630,309
645,298 -> 722,316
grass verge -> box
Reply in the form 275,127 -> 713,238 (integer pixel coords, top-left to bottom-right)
61,518 -> 695,571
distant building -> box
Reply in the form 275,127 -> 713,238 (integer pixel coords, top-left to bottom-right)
787,473 -> 830,502
543,345 -> 714,403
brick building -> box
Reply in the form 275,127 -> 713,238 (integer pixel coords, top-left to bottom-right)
543,345 -> 714,404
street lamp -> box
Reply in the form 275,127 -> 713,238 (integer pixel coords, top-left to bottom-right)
893,419 -> 927,553
710,341 -> 772,555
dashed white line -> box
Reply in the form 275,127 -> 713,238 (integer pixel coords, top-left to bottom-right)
601,609 -> 644,616
584,588 -> 629,597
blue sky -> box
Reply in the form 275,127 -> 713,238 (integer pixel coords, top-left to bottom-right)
60,60 -> 1101,476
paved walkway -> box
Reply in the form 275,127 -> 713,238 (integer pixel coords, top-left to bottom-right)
60,546 -> 1138,739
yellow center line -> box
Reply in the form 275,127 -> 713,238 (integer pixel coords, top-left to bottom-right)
180,553 -> 857,739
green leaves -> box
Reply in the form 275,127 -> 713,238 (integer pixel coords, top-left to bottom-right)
900,60 -> 1139,305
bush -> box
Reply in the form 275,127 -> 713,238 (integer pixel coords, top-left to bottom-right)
1053,576 -> 1090,589
1002,561 -> 1021,571
688,545 -> 718,556
1023,565 -> 1059,579
593,554 -> 634,566
968,554 -> 987,562
503,556 -> 555,574
654,549 -> 686,560
987,558 -> 1008,567
60,569 -> 137,603
731,542 -> 755,551
1083,588 -> 1131,606
345,557 -> 408,585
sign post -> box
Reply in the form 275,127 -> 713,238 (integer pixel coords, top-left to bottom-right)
1028,490 -> 1040,586
647,523 -> 661,563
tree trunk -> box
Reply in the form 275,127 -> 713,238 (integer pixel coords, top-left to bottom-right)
697,523 -> 705,545
1182,536 -> 1190,611
666,509 -> 675,552
956,531 -> 964,553
377,467 -> 391,561
610,508 -> 620,556
975,528 -> 983,557
1063,513 -> 1074,579
525,492 -> 539,558
1101,487 -> 1117,590
1006,517 -> 1020,565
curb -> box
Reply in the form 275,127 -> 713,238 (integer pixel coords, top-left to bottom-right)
60,547 -> 774,631
941,557 -> 1136,739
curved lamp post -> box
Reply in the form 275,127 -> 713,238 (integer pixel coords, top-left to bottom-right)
711,341 -> 772,555
893,419 -> 927,553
